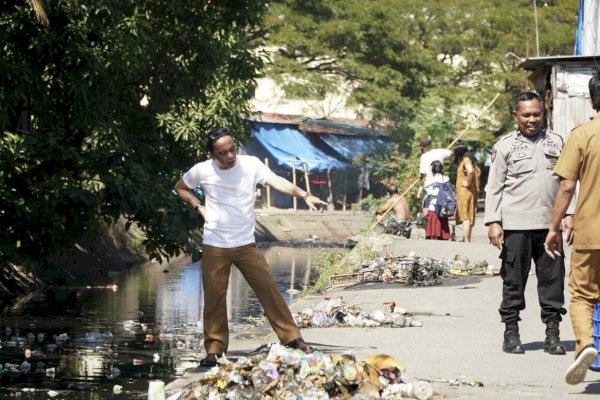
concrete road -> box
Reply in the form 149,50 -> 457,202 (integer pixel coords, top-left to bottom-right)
168,213 -> 600,399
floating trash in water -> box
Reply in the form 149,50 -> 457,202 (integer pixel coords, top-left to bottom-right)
148,379 -> 166,400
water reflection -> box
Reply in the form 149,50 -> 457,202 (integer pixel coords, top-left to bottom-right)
0,245 -> 345,399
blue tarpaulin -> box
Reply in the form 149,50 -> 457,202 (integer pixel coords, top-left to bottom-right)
251,123 -> 348,172
575,0 -> 584,55
317,134 -> 393,162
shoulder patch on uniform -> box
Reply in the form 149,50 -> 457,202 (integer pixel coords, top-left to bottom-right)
491,149 -> 497,163
497,133 -> 514,142
546,129 -> 565,142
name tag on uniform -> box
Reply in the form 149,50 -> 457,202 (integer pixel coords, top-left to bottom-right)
510,144 -> 530,152
512,151 -> 531,160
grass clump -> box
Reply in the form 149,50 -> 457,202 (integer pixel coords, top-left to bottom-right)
307,243 -> 378,294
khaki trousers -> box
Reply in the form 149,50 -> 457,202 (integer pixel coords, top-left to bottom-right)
201,243 -> 301,355
568,249 -> 600,356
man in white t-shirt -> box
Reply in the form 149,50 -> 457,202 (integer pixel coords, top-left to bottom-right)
174,128 -> 327,367
417,138 -> 452,214
418,138 -> 453,180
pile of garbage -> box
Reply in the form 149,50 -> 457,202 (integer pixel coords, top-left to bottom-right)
330,254 -> 493,288
292,298 -> 422,329
175,344 -> 434,400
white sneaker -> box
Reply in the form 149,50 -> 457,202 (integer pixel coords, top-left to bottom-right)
565,345 -> 598,385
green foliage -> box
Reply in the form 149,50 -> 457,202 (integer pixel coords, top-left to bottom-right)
257,0 -> 578,144
307,249 -> 350,293
351,194 -> 384,215
260,0 -> 578,190
0,0 -> 267,268
0,0 -> 581,272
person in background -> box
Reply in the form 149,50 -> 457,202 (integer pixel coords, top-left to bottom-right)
485,91 -> 573,356
454,144 -> 480,242
374,184 -> 410,225
417,138 -> 452,215
423,160 -> 451,240
174,127 -> 328,367
375,184 -> 411,236
544,70 -> 600,385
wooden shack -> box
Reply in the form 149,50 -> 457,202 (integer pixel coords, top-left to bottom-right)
521,55 -> 599,135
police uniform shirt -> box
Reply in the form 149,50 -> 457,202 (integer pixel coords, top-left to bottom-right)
484,128 -> 571,230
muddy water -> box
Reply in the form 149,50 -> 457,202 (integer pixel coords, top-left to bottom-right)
0,244 -> 346,399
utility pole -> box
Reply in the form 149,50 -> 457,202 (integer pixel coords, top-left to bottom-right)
533,0 -> 540,57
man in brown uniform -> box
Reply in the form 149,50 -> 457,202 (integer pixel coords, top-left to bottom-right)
545,71 -> 600,385
485,92 -> 574,355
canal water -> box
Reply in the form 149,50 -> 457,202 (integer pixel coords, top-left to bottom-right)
0,244 -> 346,399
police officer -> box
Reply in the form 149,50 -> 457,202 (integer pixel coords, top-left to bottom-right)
484,91 -> 574,355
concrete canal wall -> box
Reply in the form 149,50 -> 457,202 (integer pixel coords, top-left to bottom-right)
255,209 -> 370,243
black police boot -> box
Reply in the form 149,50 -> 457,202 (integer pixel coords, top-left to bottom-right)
503,322 -> 525,354
544,318 -> 566,355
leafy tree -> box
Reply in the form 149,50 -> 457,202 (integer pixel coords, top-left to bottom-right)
0,1 -> 266,270
258,0 -> 578,207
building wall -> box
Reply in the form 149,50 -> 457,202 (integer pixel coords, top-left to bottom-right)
251,77 -> 361,119
552,63 -> 597,136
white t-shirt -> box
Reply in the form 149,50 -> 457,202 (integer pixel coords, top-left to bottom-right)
419,148 -> 453,179
424,174 -> 450,211
182,155 -> 274,248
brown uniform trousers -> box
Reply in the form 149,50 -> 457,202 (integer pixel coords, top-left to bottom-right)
201,243 -> 301,355
569,249 -> 600,355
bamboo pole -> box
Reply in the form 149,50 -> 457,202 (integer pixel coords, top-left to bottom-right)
364,92 -> 502,235
327,168 -> 334,210
302,162 -> 311,194
265,157 -> 271,208
292,164 -> 297,210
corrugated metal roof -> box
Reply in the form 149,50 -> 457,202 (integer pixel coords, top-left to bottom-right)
300,119 -> 384,136
248,113 -> 306,124
520,55 -> 600,70
248,112 -> 390,137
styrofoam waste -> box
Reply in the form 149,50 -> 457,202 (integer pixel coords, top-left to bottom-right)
293,298 -> 423,329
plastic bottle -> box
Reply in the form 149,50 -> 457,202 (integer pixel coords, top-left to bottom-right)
413,380 -> 433,400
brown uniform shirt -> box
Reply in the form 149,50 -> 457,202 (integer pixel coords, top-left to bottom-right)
554,113 -> 600,250
484,128 -> 573,229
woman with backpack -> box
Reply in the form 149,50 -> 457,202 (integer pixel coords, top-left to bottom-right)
423,160 -> 452,240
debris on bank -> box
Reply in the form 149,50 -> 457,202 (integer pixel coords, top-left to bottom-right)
293,297 -> 422,329
329,253 -> 496,289
172,344 -> 436,400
